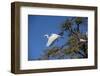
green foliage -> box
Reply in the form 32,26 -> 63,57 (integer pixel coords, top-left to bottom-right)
46,47 -> 60,56
61,19 -> 72,31
75,17 -> 82,25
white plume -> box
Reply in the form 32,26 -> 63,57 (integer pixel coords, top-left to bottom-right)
44,33 -> 60,47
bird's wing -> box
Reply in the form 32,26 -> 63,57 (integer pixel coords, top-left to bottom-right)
80,39 -> 86,42
46,36 -> 58,47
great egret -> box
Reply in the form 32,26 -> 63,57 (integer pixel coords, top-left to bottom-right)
79,32 -> 87,42
44,34 -> 61,47
80,38 -> 87,42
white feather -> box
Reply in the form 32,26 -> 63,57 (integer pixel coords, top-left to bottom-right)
44,34 -> 60,47
80,38 -> 86,42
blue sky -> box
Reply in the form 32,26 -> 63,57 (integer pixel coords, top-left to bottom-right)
28,15 -> 88,60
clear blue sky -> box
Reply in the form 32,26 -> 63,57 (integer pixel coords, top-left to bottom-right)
28,15 -> 87,60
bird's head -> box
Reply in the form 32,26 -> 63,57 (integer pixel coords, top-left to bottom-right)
44,34 -> 49,38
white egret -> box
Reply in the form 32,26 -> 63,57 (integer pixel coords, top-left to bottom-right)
80,38 -> 87,42
79,32 -> 87,42
44,34 -> 61,47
